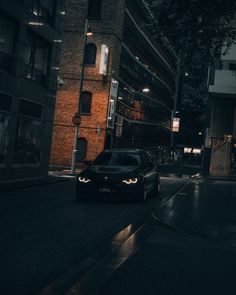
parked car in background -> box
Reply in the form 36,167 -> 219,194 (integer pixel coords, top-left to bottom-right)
76,148 -> 160,201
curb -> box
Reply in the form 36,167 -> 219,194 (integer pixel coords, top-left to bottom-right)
0,175 -> 72,193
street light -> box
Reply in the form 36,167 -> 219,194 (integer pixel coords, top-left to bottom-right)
142,88 -> 150,93
71,19 -> 93,174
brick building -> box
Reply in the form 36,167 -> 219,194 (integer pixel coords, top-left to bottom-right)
50,0 -> 176,168
0,0 -> 65,182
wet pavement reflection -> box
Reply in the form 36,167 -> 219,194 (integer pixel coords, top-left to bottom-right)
154,179 -> 236,246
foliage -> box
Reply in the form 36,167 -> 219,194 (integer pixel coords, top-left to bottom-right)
148,0 -> 236,66
180,82 -> 209,126
146,0 -> 236,145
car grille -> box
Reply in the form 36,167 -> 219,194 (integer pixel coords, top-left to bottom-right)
96,178 -> 121,185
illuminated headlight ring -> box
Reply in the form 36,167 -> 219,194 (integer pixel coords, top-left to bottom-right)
122,178 -> 138,185
78,176 -> 91,183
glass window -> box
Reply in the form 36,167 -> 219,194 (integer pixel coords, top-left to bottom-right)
80,91 -> 92,114
93,152 -> 112,165
19,99 -> 42,118
93,151 -> 141,166
0,93 -> 12,112
14,99 -> 43,165
23,31 -> 50,83
0,113 -> 10,164
14,117 -> 42,165
31,0 -> 54,23
84,43 -> 97,65
87,0 -> 102,18
229,63 -> 236,71
0,14 -> 15,72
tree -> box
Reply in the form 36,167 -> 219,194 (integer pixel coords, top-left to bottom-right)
148,0 -> 236,67
147,0 -> 236,146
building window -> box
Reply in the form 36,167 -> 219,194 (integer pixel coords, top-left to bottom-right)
0,93 -> 12,164
81,91 -> 92,114
84,43 -> 97,65
14,99 -> 43,165
87,0 -> 102,18
31,0 -> 54,23
0,14 -> 15,73
23,31 -> 50,84
229,63 -> 236,71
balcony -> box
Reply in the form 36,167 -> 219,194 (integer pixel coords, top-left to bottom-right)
116,100 -> 170,129
209,70 -> 236,98
121,44 -> 174,97
117,100 -> 145,121
125,8 -> 175,75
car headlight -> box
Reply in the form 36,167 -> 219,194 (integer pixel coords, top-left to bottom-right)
78,176 -> 91,183
122,178 -> 138,185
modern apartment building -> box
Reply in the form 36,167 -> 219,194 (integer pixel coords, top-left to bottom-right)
208,43 -> 236,176
0,0 -> 64,182
50,0 -> 176,167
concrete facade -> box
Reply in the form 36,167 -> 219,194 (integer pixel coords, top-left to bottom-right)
0,0 -> 65,181
50,0 -> 176,168
208,44 -> 236,176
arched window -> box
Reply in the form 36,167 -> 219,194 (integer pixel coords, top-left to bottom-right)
84,43 -> 97,65
80,91 -> 92,114
87,0 -> 102,18
77,138 -> 87,161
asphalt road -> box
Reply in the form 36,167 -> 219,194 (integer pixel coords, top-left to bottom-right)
0,177 -> 187,295
97,179 -> 236,295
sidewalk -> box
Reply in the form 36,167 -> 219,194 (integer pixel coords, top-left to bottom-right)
158,162 -> 201,178
0,166 -> 85,193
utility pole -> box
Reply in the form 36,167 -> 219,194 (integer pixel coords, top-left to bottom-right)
71,19 -> 92,174
170,56 -> 181,149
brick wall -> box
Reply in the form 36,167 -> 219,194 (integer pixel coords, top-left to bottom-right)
50,0 -> 126,166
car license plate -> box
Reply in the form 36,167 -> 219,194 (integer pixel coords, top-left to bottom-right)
99,187 -> 111,192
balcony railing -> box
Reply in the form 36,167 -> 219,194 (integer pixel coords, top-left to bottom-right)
125,3 -> 175,72
117,100 -> 145,121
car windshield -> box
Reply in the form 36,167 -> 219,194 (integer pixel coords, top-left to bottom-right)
93,152 -> 141,166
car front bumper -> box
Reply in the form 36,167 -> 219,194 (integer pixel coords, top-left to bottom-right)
76,181 -> 141,200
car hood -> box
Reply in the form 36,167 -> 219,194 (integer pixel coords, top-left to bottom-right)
80,165 -> 140,178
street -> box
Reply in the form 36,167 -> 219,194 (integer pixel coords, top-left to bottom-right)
0,177 -> 186,295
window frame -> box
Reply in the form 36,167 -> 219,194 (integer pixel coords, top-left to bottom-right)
87,0 -> 102,19
84,43 -> 97,65
23,30 -> 51,84
80,91 -> 92,115
0,13 -> 16,73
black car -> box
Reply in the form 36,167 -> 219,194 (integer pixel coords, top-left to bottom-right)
76,148 -> 160,201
